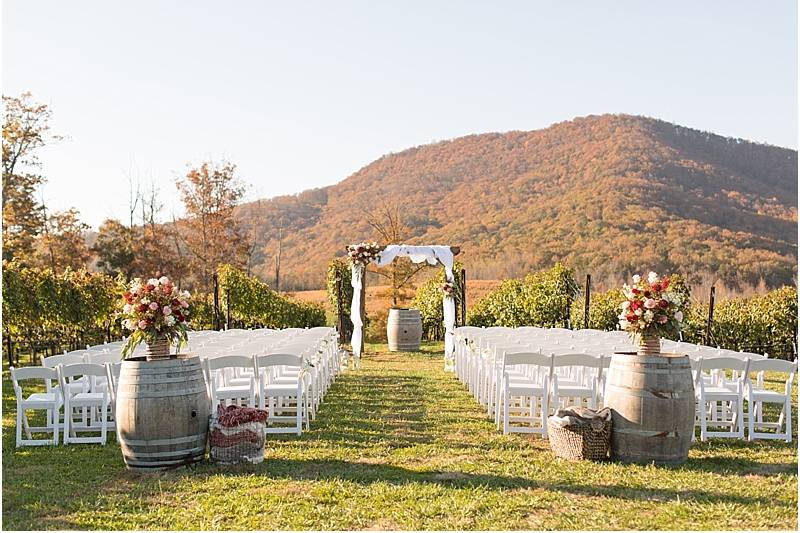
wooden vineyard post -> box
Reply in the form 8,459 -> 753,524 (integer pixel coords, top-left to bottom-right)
226,289 -> 232,331
705,286 -> 716,347
584,274 -> 591,330
460,269 -> 467,327
6,334 -> 12,367
213,273 -> 221,331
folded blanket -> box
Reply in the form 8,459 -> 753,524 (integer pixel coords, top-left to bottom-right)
549,407 -> 611,430
215,404 -> 269,427
210,429 -> 264,448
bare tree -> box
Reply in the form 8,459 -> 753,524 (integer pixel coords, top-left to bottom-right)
362,202 -> 425,306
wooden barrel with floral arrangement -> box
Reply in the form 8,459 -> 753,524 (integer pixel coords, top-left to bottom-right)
116,355 -> 210,471
604,352 -> 695,465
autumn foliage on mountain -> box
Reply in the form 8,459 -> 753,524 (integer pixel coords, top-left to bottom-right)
238,114 -> 797,290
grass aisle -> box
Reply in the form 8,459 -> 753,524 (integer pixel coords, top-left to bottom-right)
2,342 -> 797,530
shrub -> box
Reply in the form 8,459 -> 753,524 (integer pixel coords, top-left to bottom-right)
684,286 -> 798,358
218,264 -> 326,329
2,260 -> 125,355
571,288 -> 623,331
326,258 -> 353,338
467,263 -> 579,328
411,263 -> 464,340
190,293 -> 216,331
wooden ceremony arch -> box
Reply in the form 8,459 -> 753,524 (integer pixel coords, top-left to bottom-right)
342,244 -> 463,370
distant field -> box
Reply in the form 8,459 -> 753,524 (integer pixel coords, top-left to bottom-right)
288,280 -> 502,315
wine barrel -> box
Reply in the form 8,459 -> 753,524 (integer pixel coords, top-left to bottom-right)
604,352 -> 695,465
116,355 -> 210,471
387,308 -> 423,352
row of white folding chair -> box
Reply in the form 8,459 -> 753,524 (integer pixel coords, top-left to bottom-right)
199,331 -> 339,433
496,351 -> 609,435
10,362 -> 110,447
469,335 -> 611,413
42,351 -> 121,402
692,356 -> 796,442
457,334 -> 606,431
457,327 -> 796,442
202,353 -> 310,435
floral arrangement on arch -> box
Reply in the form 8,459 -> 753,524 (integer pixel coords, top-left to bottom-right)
347,242 -> 383,266
440,281 -> 456,297
618,271 -> 684,339
119,276 -> 191,357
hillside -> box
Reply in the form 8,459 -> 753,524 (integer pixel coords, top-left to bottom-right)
236,114 -> 798,290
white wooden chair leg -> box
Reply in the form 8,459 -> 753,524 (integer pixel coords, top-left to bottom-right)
16,408 -> 23,448
503,388 -> 510,435
784,399 -> 792,442
63,401 -> 71,445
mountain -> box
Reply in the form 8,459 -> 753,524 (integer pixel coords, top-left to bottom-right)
236,114 -> 798,291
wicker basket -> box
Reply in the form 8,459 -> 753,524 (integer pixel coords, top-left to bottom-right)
209,419 -> 265,465
547,408 -> 612,461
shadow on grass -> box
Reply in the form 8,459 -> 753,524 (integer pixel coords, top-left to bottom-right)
205,456 -> 786,507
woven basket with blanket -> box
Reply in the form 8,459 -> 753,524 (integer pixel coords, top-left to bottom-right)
547,407 -> 612,461
209,405 -> 268,465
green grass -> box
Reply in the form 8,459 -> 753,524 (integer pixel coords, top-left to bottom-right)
3,342 -> 797,530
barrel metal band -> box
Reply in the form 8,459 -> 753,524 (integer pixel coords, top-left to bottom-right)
120,433 -> 207,446
118,386 -> 207,398
605,384 -> 692,399
122,445 -> 207,459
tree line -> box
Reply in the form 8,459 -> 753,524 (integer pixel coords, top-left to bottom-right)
3,92 -> 256,293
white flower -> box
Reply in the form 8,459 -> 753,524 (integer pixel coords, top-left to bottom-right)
621,301 -> 630,310
632,275 -> 641,283
644,310 -> 654,322
140,298 -> 150,305
124,319 -> 137,330
165,315 -> 176,326
123,303 -> 132,314
148,278 -> 159,286
648,271 -> 659,284
674,310 -> 684,322
159,276 -> 170,285
635,309 -> 643,316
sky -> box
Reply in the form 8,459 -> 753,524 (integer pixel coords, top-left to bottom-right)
3,0 -> 797,229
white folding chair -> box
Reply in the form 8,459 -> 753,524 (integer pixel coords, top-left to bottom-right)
203,355 -> 257,408
695,357 -> 749,441
10,366 -> 63,447
86,351 -> 122,393
105,362 -> 122,430
254,353 -> 310,435
499,351 -> 553,436
42,352 -> 87,398
550,353 -> 603,410
745,358 -> 796,442
58,363 -> 109,445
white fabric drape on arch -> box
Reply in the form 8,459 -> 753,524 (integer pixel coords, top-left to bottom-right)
349,245 -> 456,369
